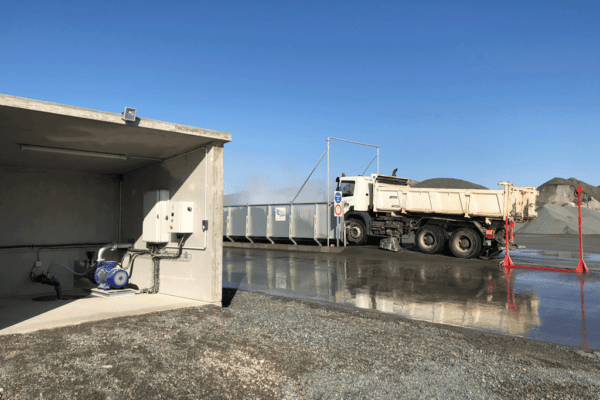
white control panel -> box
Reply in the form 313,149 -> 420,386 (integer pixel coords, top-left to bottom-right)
168,201 -> 194,234
143,190 -> 170,242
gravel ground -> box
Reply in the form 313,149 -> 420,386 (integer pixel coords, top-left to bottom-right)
1,290 -> 600,400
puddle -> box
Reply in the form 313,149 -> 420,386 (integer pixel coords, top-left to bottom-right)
224,248 -> 600,350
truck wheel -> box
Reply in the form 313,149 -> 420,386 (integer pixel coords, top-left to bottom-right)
449,228 -> 482,259
415,225 -> 445,254
345,219 -> 368,245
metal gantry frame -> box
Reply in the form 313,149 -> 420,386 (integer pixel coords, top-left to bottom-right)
326,137 -> 379,246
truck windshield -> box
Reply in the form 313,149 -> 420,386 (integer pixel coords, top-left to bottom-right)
341,181 -> 355,197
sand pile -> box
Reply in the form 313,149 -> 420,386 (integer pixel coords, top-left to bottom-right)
515,204 -> 600,235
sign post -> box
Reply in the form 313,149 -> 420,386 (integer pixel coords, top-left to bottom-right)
334,191 -> 342,246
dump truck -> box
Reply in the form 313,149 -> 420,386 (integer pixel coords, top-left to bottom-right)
336,173 -> 538,259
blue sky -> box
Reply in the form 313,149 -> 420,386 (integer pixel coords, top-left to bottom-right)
1,0 -> 599,198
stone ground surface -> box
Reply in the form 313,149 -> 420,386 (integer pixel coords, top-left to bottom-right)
1,290 -> 599,400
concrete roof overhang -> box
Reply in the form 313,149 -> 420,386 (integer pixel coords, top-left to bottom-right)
0,94 -> 232,175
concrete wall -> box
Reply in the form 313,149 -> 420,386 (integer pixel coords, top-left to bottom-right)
121,144 -> 224,304
0,166 -> 119,297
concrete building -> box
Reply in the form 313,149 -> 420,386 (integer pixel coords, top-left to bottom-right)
0,94 -> 231,305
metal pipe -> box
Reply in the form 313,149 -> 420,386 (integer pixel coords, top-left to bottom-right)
223,201 -> 328,207
0,242 -> 107,251
343,208 -> 346,247
361,155 -> 378,176
118,176 -> 122,243
327,138 -> 330,247
97,243 -> 134,261
291,148 -> 328,204
327,137 -> 379,148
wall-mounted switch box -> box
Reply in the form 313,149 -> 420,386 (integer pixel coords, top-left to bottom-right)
143,190 -> 170,243
168,201 -> 194,234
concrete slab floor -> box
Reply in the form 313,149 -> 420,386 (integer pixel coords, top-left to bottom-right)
0,289 -> 207,336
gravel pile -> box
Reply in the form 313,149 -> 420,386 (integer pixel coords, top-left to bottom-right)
1,291 -> 600,399
516,204 -> 600,235
411,178 -> 488,190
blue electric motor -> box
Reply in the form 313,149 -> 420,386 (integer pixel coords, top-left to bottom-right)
94,261 -> 129,290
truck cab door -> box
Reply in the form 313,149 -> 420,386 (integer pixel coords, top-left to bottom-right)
340,180 -> 356,212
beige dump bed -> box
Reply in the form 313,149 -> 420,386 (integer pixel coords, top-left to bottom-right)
372,175 -> 538,222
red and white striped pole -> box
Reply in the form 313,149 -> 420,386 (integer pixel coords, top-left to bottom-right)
575,186 -> 589,274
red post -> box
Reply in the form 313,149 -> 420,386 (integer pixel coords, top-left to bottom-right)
502,216 -> 514,267
575,186 -> 589,274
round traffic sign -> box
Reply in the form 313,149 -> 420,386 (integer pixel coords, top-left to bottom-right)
334,192 -> 342,204
334,204 -> 342,216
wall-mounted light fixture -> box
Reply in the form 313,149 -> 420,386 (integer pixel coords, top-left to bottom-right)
20,144 -> 128,161
122,107 -> 137,122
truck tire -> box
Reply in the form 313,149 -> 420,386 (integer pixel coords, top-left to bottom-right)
449,228 -> 482,259
415,225 -> 445,254
346,219 -> 368,246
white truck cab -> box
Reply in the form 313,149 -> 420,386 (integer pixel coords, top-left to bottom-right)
338,175 -> 372,213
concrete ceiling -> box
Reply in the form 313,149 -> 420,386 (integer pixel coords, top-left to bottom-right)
0,94 -> 232,175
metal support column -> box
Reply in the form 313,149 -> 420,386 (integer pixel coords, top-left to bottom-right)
266,205 -> 274,244
327,138 -> 330,246
245,204 -> 254,243
289,203 -> 297,245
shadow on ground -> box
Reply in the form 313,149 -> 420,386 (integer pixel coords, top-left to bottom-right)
222,272 -> 246,308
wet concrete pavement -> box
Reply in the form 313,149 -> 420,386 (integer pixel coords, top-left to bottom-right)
223,235 -> 600,350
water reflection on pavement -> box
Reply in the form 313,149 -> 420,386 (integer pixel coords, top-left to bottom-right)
223,247 -> 600,350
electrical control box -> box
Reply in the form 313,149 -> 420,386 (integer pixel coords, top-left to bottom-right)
168,201 -> 194,234
143,190 -> 170,243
